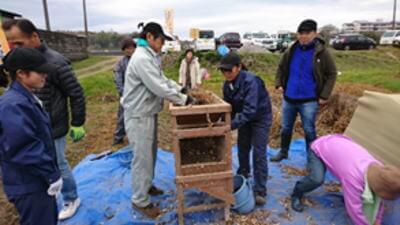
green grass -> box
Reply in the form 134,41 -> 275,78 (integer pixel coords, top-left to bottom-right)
0,60 -> 116,96
79,71 -> 117,98
165,47 -> 400,92
333,49 -> 400,91
72,56 -> 114,71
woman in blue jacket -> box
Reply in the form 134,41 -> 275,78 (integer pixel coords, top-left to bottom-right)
0,48 -> 62,225
220,52 -> 272,205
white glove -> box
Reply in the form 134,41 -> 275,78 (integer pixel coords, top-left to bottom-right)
47,177 -> 63,196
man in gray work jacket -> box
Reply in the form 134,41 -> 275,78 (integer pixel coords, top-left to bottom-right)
122,22 -> 196,218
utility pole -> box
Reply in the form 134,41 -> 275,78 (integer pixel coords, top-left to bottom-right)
394,0 -> 397,29
42,0 -> 51,31
83,0 -> 89,49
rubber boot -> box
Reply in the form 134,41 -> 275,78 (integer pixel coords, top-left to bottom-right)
270,133 -> 291,162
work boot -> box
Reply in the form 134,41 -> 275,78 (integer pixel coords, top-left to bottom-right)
270,151 -> 288,162
132,203 -> 161,219
148,185 -> 164,196
291,196 -> 305,212
271,133 -> 292,162
254,192 -> 266,205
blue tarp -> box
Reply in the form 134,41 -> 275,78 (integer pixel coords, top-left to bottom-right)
59,140 -> 400,225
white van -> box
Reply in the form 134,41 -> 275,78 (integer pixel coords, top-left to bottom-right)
162,40 -> 181,53
242,32 -> 278,51
380,30 -> 400,45
194,30 -> 215,51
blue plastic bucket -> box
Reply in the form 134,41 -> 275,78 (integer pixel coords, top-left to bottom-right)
232,175 -> 255,214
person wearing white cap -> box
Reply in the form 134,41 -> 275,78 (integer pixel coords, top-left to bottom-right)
122,21 -> 197,218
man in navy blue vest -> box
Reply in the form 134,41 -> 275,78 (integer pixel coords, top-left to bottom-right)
221,52 -> 272,205
271,19 -> 337,163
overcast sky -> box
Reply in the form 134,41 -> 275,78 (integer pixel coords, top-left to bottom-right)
1,0 -> 398,38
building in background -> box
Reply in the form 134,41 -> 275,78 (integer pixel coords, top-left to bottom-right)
0,8 -> 88,61
342,20 -> 400,33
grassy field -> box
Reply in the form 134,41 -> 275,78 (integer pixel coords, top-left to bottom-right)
72,55 -> 114,71
0,46 -> 399,225
165,46 -> 400,92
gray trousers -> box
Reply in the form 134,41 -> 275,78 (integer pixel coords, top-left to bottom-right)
114,103 -> 126,141
125,114 -> 158,207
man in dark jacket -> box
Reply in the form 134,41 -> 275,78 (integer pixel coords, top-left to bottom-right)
221,52 -> 272,205
271,19 -> 337,163
3,19 -> 86,220
113,37 -> 136,145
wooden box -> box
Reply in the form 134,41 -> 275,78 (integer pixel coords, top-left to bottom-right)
169,91 -> 234,225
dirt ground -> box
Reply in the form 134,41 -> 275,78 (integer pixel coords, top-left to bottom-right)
268,83 -> 388,148
0,82 -> 389,225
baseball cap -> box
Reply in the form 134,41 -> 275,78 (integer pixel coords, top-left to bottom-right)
2,47 -> 57,74
219,52 -> 241,70
297,19 -> 317,33
140,22 -> 173,41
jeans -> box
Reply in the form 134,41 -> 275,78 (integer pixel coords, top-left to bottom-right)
54,136 -> 78,202
114,103 -> 126,141
292,151 -> 326,197
281,99 -> 319,162
237,116 -> 271,196
125,114 -> 158,207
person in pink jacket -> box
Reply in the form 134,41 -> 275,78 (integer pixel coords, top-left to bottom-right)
290,134 -> 400,225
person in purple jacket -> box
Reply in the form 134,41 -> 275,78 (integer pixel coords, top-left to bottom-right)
0,48 -> 62,225
291,134 -> 400,225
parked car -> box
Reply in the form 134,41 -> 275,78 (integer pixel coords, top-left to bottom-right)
242,32 -> 268,46
242,32 -> 254,45
275,31 -> 293,52
262,39 -> 278,52
217,32 -> 243,49
329,35 -> 339,46
331,34 -> 376,50
380,30 -> 400,45
242,32 -> 279,52
162,40 -> 182,53
195,30 -> 216,51
393,36 -> 400,47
